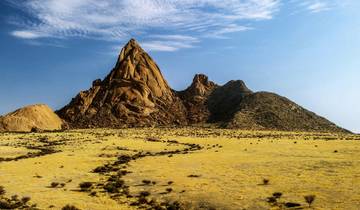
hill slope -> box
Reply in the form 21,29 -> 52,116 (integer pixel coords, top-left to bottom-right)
0,104 -> 63,132
225,92 -> 347,132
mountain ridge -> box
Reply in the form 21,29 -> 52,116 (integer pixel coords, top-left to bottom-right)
56,39 -> 348,133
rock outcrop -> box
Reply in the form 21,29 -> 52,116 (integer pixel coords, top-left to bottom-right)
0,104 -> 64,132
57,39 -> 187,128
57,38 -> 348,133
207,80 -> 253,122
178,74 -> 217,124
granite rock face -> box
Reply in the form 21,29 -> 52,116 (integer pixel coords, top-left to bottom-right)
178,74 -> 218,124
57,39 -> 348,133
57,39 -> 187,128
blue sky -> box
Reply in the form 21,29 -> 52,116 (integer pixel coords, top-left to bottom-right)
0,0 -> 359,133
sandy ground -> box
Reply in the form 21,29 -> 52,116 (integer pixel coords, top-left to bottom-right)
0,128 -> 359,210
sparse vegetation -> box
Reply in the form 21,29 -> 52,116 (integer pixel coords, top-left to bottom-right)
0,193 -> 37,209
21,196 -> 31,204
50,182 -> 59,188
304,195 -> 316,207
262,178 -> 270,185
79,182 -> 93,191
284,202 -> 301,208
0,128 -> 358,209
142,179 -> 151,185
272,192 -> 282,199
188,174 -> 201,178
139,191 -> 150,197
0,186 -> 5,196
62,204 -> 81,210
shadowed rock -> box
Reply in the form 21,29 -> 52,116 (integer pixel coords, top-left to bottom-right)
178,74 -> 218,123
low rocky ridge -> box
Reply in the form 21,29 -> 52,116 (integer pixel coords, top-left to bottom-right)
56,39 -> 347,133
0,104 -> 64,132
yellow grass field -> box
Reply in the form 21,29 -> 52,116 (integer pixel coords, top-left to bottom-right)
0,128 -> 359,210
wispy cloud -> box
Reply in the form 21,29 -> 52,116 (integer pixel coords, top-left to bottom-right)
307,2 -> 330,13
11,30 -> 43,39
6,0 -> 280,51
6,0 -> 348,51
290,0 -> 340,14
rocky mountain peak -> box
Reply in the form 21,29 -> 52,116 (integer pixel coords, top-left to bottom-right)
177,74 -> 218,124
117,38 -> 143,62
57,39 -> 187,128
181,74 -> 217,98
190,74 -> 216,96
107,38 -> 172,99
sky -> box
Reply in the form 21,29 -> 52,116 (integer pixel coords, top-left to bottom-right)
0,0 -> 359,133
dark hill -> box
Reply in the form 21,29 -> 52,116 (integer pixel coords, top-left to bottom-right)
225,92 -> 347,132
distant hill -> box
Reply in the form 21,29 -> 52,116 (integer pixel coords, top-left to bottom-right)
57,39 -> 348,133
0,104 -> 64,132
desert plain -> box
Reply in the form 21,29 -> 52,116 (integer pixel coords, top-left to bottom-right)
0,128 -> 359,210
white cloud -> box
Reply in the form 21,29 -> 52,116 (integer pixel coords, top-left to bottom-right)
142,35 -> 199,52
8,0 -> 346,51
290,0 -> 338,13
207,24 -> 252,38
7,0 -> 280,51
11,30 -> 43,39
142,42 -> 180,52
307,2 -> 330,13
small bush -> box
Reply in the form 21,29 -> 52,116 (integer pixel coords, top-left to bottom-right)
50,182 -> 59,188
62,204 -> 81,210
285,202 -> 301,208
104,179 -> 124,194
262,179 -> 270,185
139,191 -> 150,197
142,180 -> 151,185
79,182 -> 93,191
272,192 -> 282,199
267,196 -> 277,203
21,196 -> 31,203
0,200 -> 12,209
11,194 -> 18,201
304,195 -> 316,207
0,186 -> 5,196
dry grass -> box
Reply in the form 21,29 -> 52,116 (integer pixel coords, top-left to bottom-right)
0,128 -> 359,209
